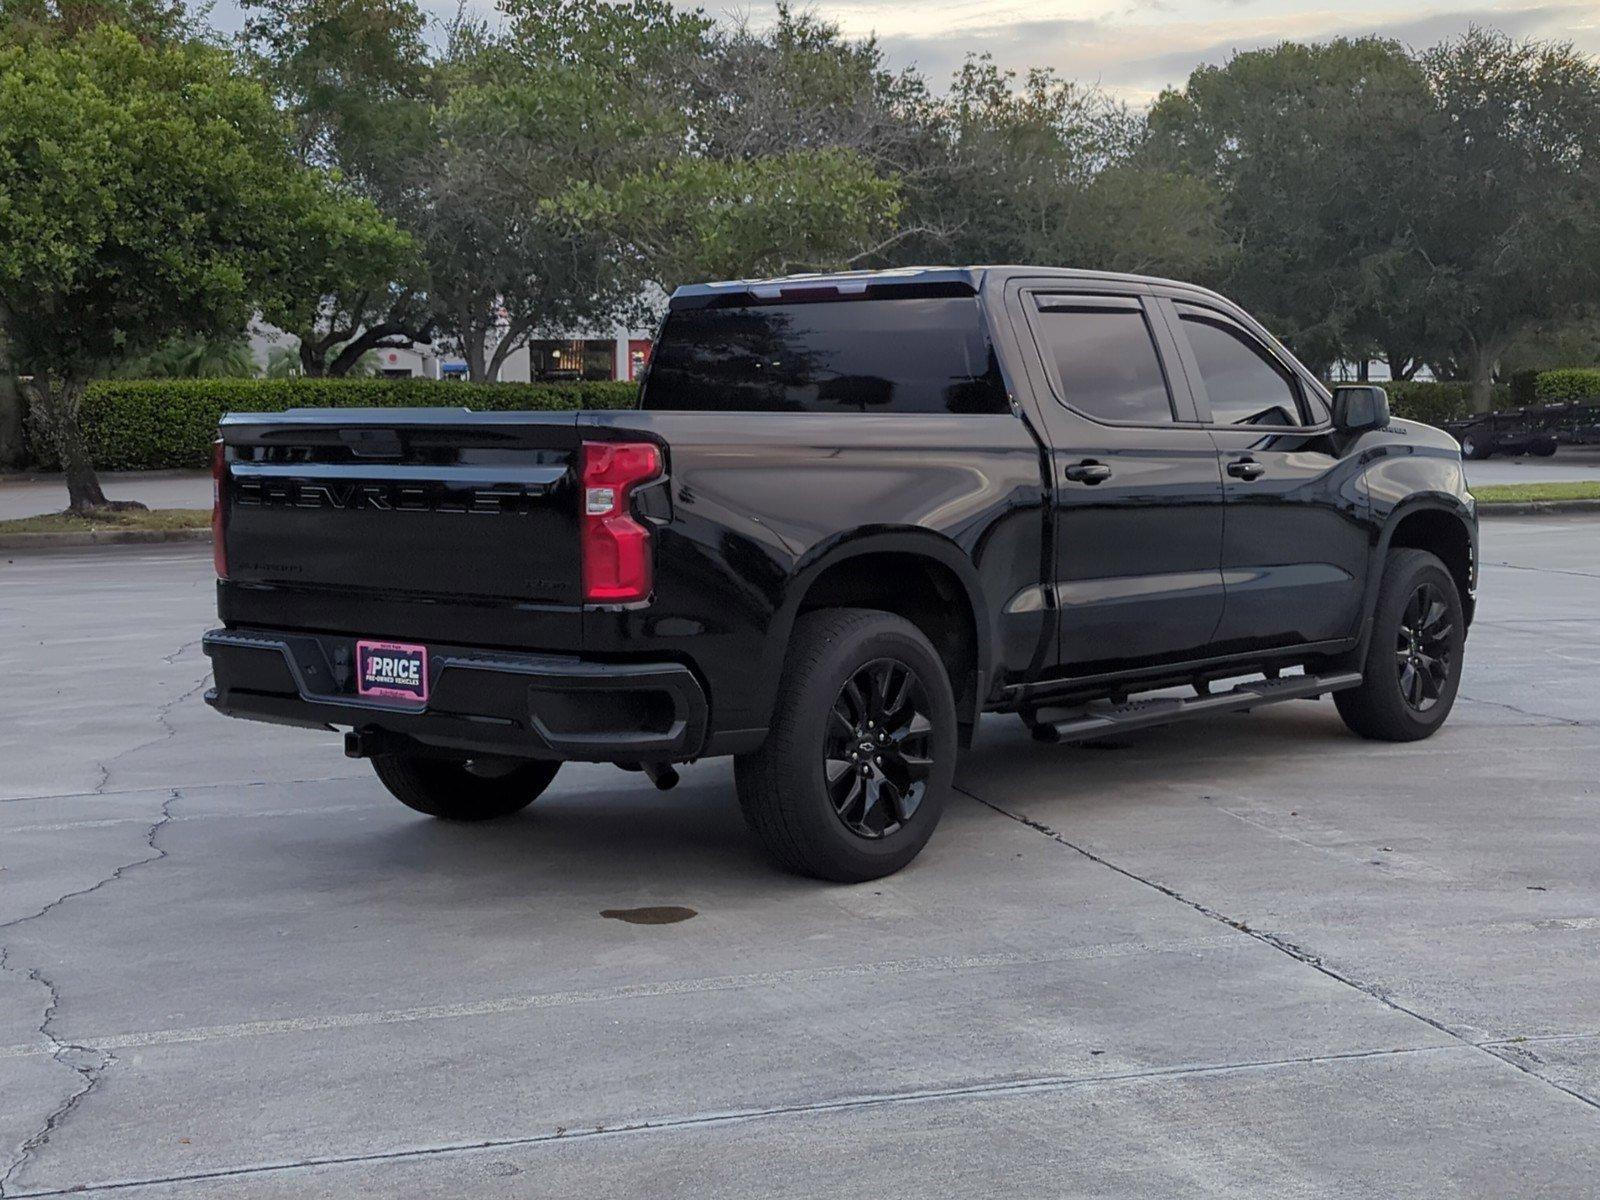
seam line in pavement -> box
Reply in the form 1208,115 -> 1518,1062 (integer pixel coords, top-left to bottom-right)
1,1042 -> 1473,1197
956,785 -> 1600,1117
1483,560 -> 1600,581
0,775 -> 360,807
1455,694 -> 1596,728
0,935 -> 1240,1061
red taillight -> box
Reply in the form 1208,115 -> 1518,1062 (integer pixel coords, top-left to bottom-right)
211,438 -> 228,580
581,441 -> 661,603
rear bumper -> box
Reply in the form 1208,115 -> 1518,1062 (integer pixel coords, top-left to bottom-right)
202,628 -> 708,763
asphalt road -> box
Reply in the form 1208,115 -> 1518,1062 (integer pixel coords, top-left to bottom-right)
4,448 -> 1600,520
1,519 -> 1597,1197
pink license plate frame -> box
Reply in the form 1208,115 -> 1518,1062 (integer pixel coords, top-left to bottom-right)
355,640 -> 429,705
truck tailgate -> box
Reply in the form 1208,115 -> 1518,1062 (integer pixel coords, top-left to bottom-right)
219,409 -> 584,605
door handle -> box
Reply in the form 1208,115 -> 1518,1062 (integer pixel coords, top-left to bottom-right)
1226,457 -> 1265,481
1064,460 -> 1113,485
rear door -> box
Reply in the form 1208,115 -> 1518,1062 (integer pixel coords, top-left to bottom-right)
1160,299 -> 1368,650
1012,287 -> 1226,676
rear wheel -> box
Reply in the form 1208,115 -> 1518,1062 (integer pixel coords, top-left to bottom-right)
1530,438 -> 1558,458
1335,549 -> 1465,741
735,608 -> 957,882
372,754 -> 560,820
1459,433 -> 1492,461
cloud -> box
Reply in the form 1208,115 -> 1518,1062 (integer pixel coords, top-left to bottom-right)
203,0 -> 1600,100
880,18 -> 1116,87
876,2 -> 1600,102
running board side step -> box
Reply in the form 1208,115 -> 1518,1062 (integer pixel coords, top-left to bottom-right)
1025,672 -> 1364,744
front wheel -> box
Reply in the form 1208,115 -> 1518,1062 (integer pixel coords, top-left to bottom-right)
1460,433 -> 1492,461
372,754 -> 561,820
1335,549 -> 1465,742
735,608 -> 957,882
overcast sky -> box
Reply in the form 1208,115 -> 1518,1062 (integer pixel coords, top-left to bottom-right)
211,0 -> 1600,104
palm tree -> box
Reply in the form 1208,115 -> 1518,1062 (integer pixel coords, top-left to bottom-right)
116,336 -> 257,379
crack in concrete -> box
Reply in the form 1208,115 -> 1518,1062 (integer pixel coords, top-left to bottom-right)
0,1041 -> 1477,1197
159,638 -> 202,667
93,675 -> 211,796
955,785 -> 1600,1117
0,790 -> 178,1198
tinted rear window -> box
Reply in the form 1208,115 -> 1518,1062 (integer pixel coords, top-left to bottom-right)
641,296 -> 1009,415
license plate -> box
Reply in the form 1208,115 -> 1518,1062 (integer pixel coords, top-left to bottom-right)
356,640 -> 429,704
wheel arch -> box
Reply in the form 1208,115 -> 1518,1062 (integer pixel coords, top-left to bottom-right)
762,530 -> 993,746
1359,497 -> 1477,658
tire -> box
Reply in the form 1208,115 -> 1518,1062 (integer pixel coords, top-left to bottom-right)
735,608 -> 958,883
371,754 -> 561,820
1460,434 -> 1492,461
1531,439 -> 1558,458
1335,549 -> 1465,742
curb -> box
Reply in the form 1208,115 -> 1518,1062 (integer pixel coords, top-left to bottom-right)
1477,499 -> 1600,517
0,528 -> 212,551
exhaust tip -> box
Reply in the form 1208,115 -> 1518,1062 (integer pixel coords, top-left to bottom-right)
641,761 -> 680,791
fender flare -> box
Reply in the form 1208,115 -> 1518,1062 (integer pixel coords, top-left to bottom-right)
1355,494 -> 1477,660
755,527 -> 995,729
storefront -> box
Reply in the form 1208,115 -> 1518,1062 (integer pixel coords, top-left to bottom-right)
527,339 -> 618,381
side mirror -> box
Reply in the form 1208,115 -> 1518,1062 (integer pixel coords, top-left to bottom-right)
1332,384 -> 1390,434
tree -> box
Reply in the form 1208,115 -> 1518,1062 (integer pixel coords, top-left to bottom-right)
409,0 -> 902,380
240,0 -> 436,375
692,5 -> 930,258
890,55 -> 1226,279
1415,30 -> 1600,410
559,148 -> 901,283
114,336 -> 257,379
1144,38 -> 1441,376
0,25 -> 406,509
0,0 -> 199,44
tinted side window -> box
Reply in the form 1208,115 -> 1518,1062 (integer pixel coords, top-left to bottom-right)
641,296 -> 1008,415
1181,315 -> 1302,427
1032,305 -> 1175,424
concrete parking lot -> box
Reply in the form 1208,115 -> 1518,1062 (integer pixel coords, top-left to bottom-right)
1,517 -> 1597,1197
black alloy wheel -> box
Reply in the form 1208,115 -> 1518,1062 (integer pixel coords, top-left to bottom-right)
1335,547 -> 1464,742
734,608 -> 957,882
824,659 -> 935,839
1395,581 -> 1454,713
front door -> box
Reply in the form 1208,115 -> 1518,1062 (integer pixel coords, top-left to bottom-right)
1163,300 -> 1368,652
1015,291 -> 1227,676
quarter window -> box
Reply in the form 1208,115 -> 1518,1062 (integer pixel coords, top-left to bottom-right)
1181,315 -> 1302,427
1032,304 -> 1175,424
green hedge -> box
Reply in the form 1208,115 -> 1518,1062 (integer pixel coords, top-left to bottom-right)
1377,380 -> 1509,424
1533,368 -> 1600,404
73,378 -> 640,471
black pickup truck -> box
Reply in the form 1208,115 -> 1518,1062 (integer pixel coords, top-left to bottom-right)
204,267 -> 1477,881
